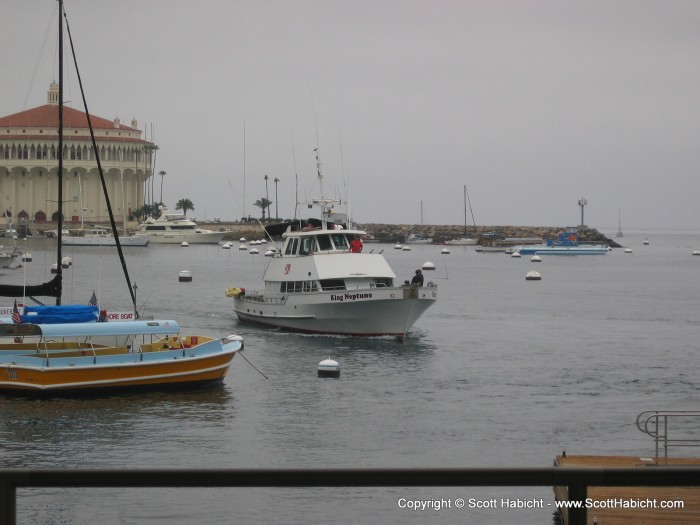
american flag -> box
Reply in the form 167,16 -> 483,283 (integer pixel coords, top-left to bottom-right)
88,291 -> 98,307
11,300 -> 21,324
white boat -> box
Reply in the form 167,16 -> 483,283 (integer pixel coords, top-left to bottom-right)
406,233 -> 433,244
445,237 -> 477,246
0,246 -> 22,268
134,209 -> 228,244
226,152 -> 438,339
62,226 -> 149,247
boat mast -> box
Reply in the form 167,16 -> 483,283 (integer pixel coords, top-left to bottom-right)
56,0 -> 64,305
465,185 -> 476,230
463,185 -> 467,236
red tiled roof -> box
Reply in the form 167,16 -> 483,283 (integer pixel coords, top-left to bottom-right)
0,104 -> 133,130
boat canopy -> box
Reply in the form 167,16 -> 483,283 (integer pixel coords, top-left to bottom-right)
0,319 -> 180,338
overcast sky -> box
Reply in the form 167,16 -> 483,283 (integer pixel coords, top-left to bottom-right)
3,0 -> 700,230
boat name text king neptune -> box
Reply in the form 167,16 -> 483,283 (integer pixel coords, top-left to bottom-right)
330,292 -> 374,302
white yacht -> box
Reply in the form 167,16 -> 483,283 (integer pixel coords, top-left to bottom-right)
63,226 -> 149,247
134,210 -> 227,244
226,155 -> 437,339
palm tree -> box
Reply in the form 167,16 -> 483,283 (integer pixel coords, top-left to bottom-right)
175,198 -> 195,216
254,197 -> 273,219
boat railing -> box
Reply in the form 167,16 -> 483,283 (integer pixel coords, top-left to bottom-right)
636,410 -> 700,464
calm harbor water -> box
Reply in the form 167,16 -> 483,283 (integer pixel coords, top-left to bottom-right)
1,229 -> 699,524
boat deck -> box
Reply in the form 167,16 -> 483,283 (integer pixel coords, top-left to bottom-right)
553,454 -> 700,524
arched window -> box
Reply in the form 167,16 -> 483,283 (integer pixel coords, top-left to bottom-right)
22,145 -> 29,159
34,211 -> 47,223
30,145 -> 36,159
51,145 -> 56,159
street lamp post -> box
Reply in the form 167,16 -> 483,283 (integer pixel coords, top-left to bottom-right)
264,174 -> 270,219
274,177 -> 279,219
159,170 -> 166,205
578,198 -> 587,228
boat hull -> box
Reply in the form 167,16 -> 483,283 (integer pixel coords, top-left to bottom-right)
233,285 -> 437,337
62,236 -> 149,247
445,238 -> 477,245
133,232 -> 227,244
514,246 -> 608,255
0,330 -> 241,395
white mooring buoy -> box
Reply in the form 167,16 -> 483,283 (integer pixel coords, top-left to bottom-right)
624,248 -> 633,254
525,270 -> 541,281
178,270 -> 193,282
531,255 -> 542,262
318,358 -> 340,378
440,247 -> 450,254
693,250 -> 700,256
422,261 -> 436,271
181,241 -> 189,247
511,251 -> 521,258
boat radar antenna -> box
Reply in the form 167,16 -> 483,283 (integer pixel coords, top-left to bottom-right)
310,147 -> 341,226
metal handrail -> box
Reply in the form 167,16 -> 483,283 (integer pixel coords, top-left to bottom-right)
636,410 -> 700,464
2,466 -> 700,525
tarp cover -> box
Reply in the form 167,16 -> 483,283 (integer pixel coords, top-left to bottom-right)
21,304 -> 98,324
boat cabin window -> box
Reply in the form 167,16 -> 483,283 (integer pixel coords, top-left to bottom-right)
320,279 -> 346,291
317,235 -> 333,251
145,225 -> 166,231
330,234 -> 348,250
285,238 -> 299,255
371,278 -> 393,288
299,237 -> 312,256
280,281 -> 318,293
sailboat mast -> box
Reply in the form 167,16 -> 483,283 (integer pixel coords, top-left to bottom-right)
56,0 -> 64,305
463,185 -> 467,235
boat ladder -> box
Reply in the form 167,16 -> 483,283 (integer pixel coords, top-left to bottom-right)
636,410 -> 700,464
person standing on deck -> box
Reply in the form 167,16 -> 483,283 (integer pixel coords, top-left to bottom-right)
350,237 -> 363,253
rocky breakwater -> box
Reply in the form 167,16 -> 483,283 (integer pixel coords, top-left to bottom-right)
356,223 -> 620,247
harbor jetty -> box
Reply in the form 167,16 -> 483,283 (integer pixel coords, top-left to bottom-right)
213,222 -> 618,247
33,221 -> 619,247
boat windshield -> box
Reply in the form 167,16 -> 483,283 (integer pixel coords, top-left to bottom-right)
330,233 -> 349,250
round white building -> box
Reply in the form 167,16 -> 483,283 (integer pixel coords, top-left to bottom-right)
0,83 -> 154,233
